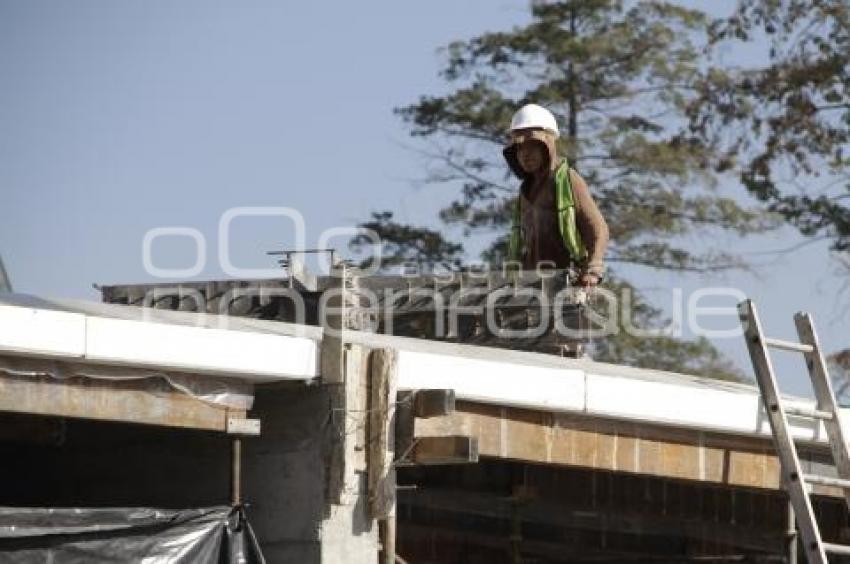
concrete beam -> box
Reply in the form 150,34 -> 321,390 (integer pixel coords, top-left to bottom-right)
318,343 -> 380,563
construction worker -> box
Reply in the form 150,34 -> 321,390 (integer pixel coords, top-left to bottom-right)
504,104 -> 609,287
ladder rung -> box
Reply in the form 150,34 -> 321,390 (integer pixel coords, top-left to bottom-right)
784,405 -> 834,420
824,542 -> 850,556
804,474 -> 850,489
762,337 -> 813,354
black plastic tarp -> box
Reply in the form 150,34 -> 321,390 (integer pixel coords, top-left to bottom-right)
0,505 -> 265,563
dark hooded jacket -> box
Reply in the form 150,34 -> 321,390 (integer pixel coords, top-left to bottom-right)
503,130 -> 609,276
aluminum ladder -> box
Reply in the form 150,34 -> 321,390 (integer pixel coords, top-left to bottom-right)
739,299 -> 850,563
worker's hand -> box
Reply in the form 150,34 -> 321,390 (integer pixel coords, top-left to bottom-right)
578,272 -> 602,288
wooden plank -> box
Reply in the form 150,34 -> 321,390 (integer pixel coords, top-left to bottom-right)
411,436 -> 479,465
414,400 -> 841,494
0,372 -> 237,431
413,389 -> 455,418
367,348 -> 398,519
325,343 -> 371,505
500,407 -> 550,462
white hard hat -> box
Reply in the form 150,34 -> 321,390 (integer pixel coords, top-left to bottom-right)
509,104 -> 560,138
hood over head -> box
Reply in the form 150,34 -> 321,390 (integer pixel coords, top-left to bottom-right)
503,129 -> 559,181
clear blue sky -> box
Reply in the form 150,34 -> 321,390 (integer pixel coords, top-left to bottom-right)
2,0 -> 847,396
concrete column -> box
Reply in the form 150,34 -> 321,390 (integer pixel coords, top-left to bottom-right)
319,344 -> 379,563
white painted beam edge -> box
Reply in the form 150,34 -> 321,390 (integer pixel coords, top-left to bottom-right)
0,298 -> 838,441
397,349 -> 839,445
585,372 -> 832,443
85,316 -> 318,380
397,350 -> 584,412
0,304 -> 318,381
0,304 -> 86,359
344,328 -> 760,394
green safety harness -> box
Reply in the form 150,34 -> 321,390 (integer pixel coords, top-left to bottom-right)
508,160 -> 588,264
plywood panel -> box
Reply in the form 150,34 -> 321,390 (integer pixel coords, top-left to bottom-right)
0,372 -> 236,431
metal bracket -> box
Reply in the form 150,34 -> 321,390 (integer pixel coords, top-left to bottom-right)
266,247 -> 334,291
227,417 -> 261,436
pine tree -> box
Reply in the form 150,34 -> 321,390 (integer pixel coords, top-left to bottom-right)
688,0 -> 850,380
690,0 -> 850,254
